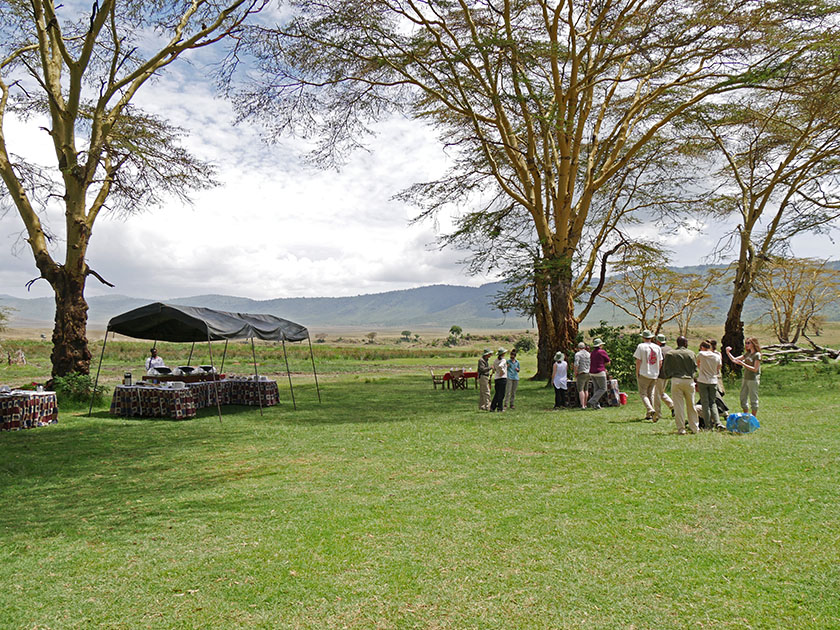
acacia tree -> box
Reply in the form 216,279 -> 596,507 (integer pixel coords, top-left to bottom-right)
600,249 -> 721,335
0,0 -> 266,377
754,257 -> 840,344
237,0 -> 828,377
673,275 -> 719,337
689,57 -> 840,372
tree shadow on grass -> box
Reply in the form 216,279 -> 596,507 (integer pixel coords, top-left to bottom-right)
0,376 -> 500,536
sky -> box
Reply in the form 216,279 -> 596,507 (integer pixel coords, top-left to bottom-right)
1,9 -> 838,302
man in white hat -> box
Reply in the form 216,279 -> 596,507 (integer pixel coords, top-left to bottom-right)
573,341 -> 591,409
633,329 -> 662,420
477,349 -> 493,411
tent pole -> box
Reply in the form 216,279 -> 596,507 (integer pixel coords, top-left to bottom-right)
187,341 -> 195,366
220,340 -> 228,373
307,334 -> 322,403
250,337 -> 264,415
206,334 -> 223,425
281,337 -> 297,411
88,330 -> 109,417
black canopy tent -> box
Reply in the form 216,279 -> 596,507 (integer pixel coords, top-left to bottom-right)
89,303 -> 321,418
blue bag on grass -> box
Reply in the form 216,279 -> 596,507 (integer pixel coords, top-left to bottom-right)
726,412 -> 760,434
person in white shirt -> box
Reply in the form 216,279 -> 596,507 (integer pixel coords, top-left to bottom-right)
573,342 -> 591,409
145,347 -> 165,372
633,330 -> 662,421
552,351 -> 569,409
490,348 -> 508,412
697,339 -> 724,430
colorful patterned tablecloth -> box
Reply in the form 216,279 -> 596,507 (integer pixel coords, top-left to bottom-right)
225,379 -> 280,407
110,386 -> 197,420
0,391 -> 59,431
186,381 -> 231,408
110,379 -> 280,419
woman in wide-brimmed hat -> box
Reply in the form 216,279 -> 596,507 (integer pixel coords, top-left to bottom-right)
551,351 -> 568,409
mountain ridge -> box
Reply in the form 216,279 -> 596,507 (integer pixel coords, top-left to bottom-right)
3,261 -> 839,330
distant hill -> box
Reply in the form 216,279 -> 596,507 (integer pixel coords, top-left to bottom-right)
1,283 -> 536,331
3,261 -> 838,331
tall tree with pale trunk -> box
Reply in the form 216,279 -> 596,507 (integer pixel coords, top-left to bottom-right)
235,0 -> 836,377
0,0 -> 265,377
688,53 -> 840,372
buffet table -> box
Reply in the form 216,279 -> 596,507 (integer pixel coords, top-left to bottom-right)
110,378 -> 281,420
1,391 -> 59,431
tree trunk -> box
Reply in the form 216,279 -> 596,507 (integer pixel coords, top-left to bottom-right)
721,280 -> 749,376
533,260 -> 579,380
49,268 -> 92,377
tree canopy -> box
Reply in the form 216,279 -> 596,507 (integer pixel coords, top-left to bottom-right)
236,0 -> 840,377
0,0 -> 266,376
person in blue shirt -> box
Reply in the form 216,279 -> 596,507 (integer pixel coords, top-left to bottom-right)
504,348 -> 521,409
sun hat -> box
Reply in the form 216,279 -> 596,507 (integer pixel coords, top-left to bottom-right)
497,347 -> 506,355
656,333 -> 666,343
641,329 -> 654,339
553,351 -> 564,361
482,348 -> 492,356
592,338 -> 604,347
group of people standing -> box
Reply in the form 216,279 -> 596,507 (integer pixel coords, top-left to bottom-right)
638,330 -> 761,434
476,332 -> 762,433
477,340 -> 613,412
551,340 -> 612,410
477,347 -> 521,412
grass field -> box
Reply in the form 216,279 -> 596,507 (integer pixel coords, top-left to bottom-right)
2,339 -> 840,628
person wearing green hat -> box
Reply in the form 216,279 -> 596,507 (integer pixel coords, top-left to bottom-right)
633,329 -> 662,420
490,348 -> 508,412
477,349 -> 493,411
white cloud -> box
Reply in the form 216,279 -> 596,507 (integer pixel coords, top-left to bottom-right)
3,43 -> 837,304
0,80 -> 501,302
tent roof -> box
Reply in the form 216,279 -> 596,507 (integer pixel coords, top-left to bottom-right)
107,302 -> 309,343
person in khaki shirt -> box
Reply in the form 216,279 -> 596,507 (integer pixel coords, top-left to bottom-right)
660,335 -> 699,435
477,349 -> 493,411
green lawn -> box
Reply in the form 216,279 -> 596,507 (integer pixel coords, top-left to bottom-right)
2,361 -> 839,628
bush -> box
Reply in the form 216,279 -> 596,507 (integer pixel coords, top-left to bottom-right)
513,337 -> 535,353
585,321 -> 641,390
53,372 -> 109,406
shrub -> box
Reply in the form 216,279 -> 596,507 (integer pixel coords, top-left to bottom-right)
585,321 -> 641,390
513,337 -> 535,353
53,372 -> 109,406
443,335 -> 459,347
